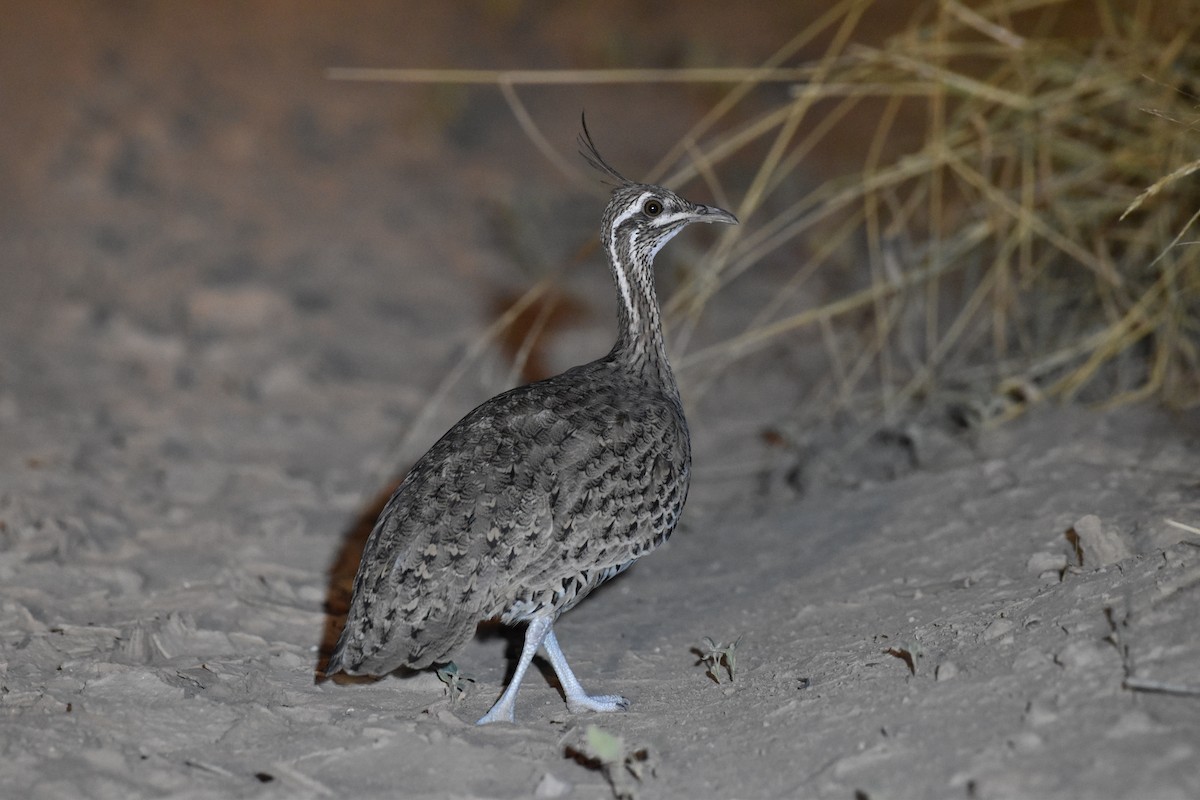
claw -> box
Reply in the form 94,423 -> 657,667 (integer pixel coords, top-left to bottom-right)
566,693 -> 630,715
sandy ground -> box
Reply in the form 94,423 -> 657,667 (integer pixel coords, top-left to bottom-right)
3,4 -> 1199,799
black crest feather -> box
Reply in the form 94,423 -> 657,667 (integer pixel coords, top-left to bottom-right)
578,112 -> 629,186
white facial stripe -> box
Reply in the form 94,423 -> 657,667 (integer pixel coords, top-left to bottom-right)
623,227 -> 641,328
608,192 -> 653,328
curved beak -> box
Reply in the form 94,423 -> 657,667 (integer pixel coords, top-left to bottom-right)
692,203 -> 739,226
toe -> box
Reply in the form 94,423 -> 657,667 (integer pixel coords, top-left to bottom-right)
477,702 -> 517,725
567,693 -> 630,714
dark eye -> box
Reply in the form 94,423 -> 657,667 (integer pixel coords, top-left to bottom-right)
642,199 -> 663,217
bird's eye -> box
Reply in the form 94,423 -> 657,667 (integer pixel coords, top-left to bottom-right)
642,199 -> 663,217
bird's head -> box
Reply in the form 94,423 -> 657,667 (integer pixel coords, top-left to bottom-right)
577,115 -> 737,264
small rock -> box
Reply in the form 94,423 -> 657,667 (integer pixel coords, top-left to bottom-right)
1009,731 -> 1043,753
1055,639 -> 1109,671
981,459 -> 1016,491
270,650 -> 307,670
981,618 -> 1015,642
935,661 -> 959,681
81,747 -> 130,773
119,621 -> 153,664
533,772 -> 572,798
1069,515 -> 1132,567
1105,709 -> 1161,739
1023,700 -> 1058,727
1012,647 -> 1050,671
1026,551 -> 1067,574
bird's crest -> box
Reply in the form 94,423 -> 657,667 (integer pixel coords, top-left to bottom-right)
578,113 -> 630,187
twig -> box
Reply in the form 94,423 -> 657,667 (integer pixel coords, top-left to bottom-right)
1123,677 -> 1200,697
1165,518 -> 1200,537
326,66 -> 822,85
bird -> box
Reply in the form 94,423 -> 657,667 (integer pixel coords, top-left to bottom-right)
325,118 -> 737,725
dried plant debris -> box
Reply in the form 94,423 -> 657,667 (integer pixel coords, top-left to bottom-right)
694,635 -> 743,684
566,725 -> 656,800
434,662 -> 476,708
882,639 -> 923,676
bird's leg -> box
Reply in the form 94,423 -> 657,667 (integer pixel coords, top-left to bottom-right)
543,627 -> 630,714
476,616 -> 552,725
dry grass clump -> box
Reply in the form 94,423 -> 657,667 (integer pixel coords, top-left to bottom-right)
332,0 -> 1200,423
664,0 -> 1200,421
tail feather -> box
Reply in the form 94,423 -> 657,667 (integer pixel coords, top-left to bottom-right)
324,629 -> 353,677
327,609 -> 479,677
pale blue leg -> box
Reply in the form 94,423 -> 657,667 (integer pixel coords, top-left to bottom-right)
477,616 -> 551,725
543,628 -> 630,714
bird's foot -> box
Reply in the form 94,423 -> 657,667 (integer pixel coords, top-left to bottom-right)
565,692 -> 630,715
476,699 -> 517,725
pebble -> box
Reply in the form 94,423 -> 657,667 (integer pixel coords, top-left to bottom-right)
981,618 -> 1015,642
935,661 -> 959,681
1055,639 -> 1109,671
1023,700 -> 1058,727
1026,551 -> 1067,574
1105,709 -> 1160,739
1012,647 -> 1050,671
1070,514 -> 1132,567
534,772 -> 572,799
1009,731 -> 1043,753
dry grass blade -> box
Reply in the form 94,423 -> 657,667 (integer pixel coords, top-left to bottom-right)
1121,158 -> 1200,220
326,66 -> 824,86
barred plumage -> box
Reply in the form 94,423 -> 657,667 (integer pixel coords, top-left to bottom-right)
326,120 -> 737,724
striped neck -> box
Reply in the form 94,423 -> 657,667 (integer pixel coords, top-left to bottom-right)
603,208 -> 682,391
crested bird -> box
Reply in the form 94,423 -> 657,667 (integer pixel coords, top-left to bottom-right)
325,119 -> 737,724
